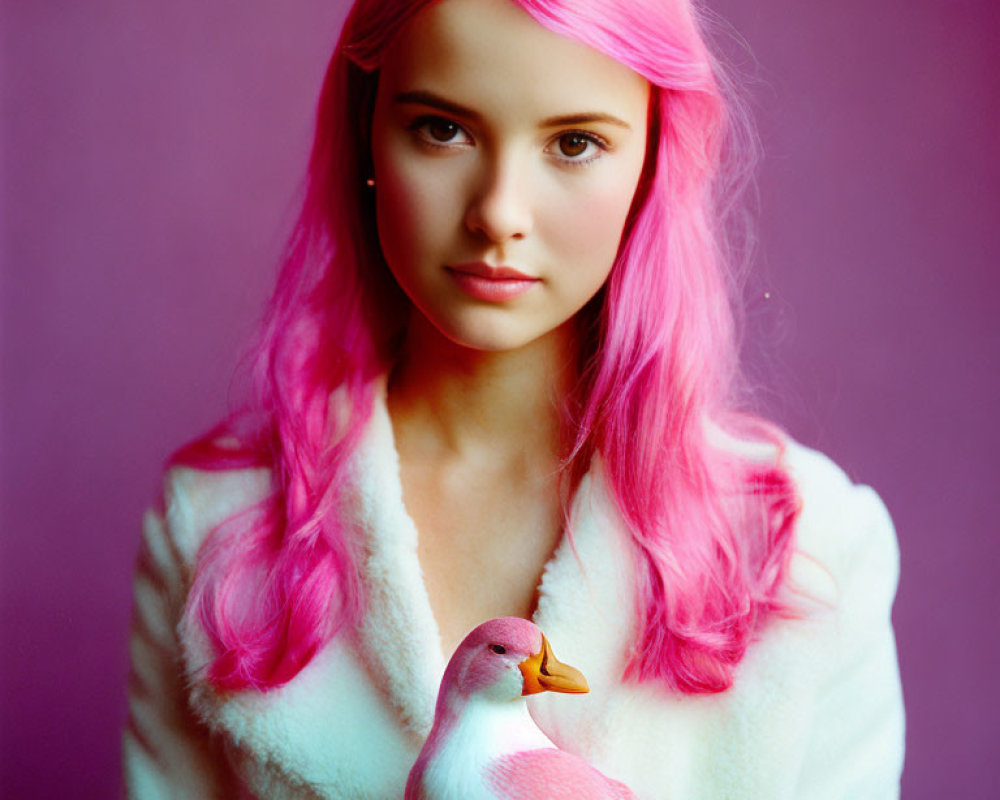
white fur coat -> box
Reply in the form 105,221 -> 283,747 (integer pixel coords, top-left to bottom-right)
123,393 -> 905,799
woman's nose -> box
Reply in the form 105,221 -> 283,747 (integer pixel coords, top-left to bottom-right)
463,156 -> 533,244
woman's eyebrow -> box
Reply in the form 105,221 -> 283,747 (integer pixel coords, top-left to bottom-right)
539,112 -> 632,130
394,90 -> 631,131
394,90 -> 481,121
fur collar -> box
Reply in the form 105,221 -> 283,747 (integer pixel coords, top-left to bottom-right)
180,383 -> 641,795
346,381 -> 638,739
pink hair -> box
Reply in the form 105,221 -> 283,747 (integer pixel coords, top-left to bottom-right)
178,0 -> 800,694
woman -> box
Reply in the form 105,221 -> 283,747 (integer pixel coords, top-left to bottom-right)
123,0 -> 905,797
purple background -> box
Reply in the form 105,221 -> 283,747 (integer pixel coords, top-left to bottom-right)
2,1 -> 997,797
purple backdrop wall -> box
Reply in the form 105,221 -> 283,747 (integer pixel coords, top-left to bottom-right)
2,1 -> 996,797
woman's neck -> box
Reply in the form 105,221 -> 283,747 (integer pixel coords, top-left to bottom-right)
387,316 -> 574,469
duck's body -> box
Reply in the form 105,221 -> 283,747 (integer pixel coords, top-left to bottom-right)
405,618 -> 637,800
409,696 -> 555,800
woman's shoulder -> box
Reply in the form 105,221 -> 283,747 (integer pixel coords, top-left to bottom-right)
148,463 -> 273,567
779,436 -> 898,596
709,421 -> 899,601
758,438 -> 905,795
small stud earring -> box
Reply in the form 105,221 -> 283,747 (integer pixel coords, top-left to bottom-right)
365,178 -> 375,187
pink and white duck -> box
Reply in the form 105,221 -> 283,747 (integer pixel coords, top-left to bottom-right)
405,617 -> 637,800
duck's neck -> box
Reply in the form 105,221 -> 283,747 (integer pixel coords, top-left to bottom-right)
441,689 -> 555,757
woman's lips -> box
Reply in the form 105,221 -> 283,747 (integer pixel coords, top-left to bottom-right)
446,262 -> 540,302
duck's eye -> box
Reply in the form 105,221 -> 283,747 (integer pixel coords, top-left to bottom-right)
490,644 -> 507,655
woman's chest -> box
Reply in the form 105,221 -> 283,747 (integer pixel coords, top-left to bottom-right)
399,457 -> 565,656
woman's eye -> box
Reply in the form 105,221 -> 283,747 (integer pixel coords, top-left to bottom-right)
411,116 -> 470,146
550,131 -> 607,164
427,118 -> 460,142
559,133 -> 591,157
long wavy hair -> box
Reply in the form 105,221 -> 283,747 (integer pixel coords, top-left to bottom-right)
176,0 -> 800,694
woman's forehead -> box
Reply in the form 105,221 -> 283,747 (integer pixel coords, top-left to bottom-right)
378,0 -> 648,123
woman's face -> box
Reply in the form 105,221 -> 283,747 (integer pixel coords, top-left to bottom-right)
370,0 -> 649,353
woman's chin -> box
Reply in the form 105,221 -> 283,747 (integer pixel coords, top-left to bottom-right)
429,319 -> 570,359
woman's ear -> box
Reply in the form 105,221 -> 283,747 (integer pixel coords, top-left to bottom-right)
348,63 -> 380,187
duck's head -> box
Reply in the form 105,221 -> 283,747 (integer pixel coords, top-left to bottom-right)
445,617 -> 589,703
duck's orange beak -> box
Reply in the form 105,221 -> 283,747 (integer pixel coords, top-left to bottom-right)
519,633 -> 589,696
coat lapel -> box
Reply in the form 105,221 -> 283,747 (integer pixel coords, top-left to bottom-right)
347,387 -> 447,738
529,461 -> 638,759
347,382 -> 639,746
181,380 -> 642,795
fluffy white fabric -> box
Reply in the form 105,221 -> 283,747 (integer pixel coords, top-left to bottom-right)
123,392 -> 905,799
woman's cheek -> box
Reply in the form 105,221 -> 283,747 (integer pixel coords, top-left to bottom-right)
380,158 -> 461,253
549,177 -> 639,270
376,164 -> 434,272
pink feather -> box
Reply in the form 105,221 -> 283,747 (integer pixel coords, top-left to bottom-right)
489,749 -> 638,799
